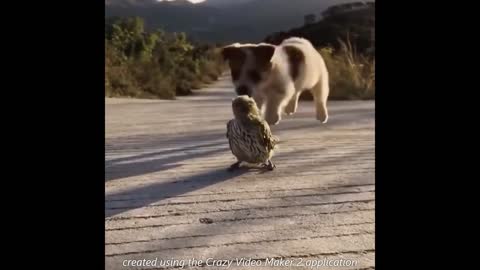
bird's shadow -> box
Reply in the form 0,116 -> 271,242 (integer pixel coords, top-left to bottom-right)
105,140 -> 229,182
105,168 -> 248,218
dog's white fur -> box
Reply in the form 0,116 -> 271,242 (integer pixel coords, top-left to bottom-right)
222,37 -> 329,125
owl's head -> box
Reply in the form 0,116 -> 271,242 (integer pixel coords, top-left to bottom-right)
232,95 -> 261,119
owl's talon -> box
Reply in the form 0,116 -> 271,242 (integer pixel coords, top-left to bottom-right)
262,160 -> 275,171
228,161 -> 241,172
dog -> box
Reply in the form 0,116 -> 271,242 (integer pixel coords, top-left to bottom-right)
222,37 -> 329,125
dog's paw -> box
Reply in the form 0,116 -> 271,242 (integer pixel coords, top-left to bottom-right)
268,118 -> 281,126
266,113 -> 281,125
284,105 -> 298,116
316,113 -> 328,123
284,108 -> 294,115
315,104 -> 328,123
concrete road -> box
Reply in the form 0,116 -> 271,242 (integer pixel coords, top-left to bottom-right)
105,75 -> 375,269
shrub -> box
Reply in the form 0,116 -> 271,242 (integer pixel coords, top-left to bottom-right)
301,37 -> 375,100
105,17 -> 224,99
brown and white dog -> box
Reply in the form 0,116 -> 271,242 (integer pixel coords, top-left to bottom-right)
222,37 -> 329,125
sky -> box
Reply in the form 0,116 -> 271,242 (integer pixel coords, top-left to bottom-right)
158,0 -> 206,3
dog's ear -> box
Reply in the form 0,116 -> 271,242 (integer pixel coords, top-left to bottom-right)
252,45 -> 276,69
221,45 -> 243,62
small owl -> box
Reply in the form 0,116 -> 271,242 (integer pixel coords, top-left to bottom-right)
226,95 -> 278,171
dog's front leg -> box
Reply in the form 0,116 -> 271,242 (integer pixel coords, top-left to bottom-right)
265,84 -> 296,125
285,91 -> 301,115
252,92 -> 265,112
264,91 -> 291,125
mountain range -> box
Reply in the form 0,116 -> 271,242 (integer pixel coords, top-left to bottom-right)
105,0 -> 360,43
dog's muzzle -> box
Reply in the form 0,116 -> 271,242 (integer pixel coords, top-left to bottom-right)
236,85 -> 251,96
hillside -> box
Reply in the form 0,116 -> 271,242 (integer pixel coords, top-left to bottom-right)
265,1 -> 375,54
106,0 -> 221,41
203,0 -> 254,7
105,0 -> 359,43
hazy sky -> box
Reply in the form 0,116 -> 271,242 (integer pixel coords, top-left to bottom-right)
159,0 -> 206,3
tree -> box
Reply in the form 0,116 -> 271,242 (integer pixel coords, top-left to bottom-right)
304,14 -> 316,25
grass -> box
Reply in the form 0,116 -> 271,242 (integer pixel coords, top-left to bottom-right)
301,37 -> 375,100
105,46 -> 225,99
104,18 -> 225,100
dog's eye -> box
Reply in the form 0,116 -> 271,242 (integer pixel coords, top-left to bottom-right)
248,70 -> 261,83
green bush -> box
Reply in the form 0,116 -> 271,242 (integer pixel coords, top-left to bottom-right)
301,38 -> 375,100
322,42 -> 374,100
105,17 -> 224,99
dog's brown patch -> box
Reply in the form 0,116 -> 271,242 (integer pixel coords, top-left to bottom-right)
251,45 -> 276,70
284,45 -> 305,80
222,46 -> 246,81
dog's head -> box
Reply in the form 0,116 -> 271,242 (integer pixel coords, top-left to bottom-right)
222,43 -> 276,97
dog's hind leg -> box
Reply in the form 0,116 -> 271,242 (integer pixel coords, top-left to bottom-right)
284,91 -> 302,115
311,77 -> 329,123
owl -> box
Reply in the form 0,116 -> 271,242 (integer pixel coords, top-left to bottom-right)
226,95 -> 278,171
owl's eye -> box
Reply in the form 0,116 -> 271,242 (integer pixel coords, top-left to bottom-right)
248,70 -> 261,83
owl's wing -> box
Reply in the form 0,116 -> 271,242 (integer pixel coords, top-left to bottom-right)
226,120 -> 236,154
226,120 -> 233,139
257,119 -> 277,151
